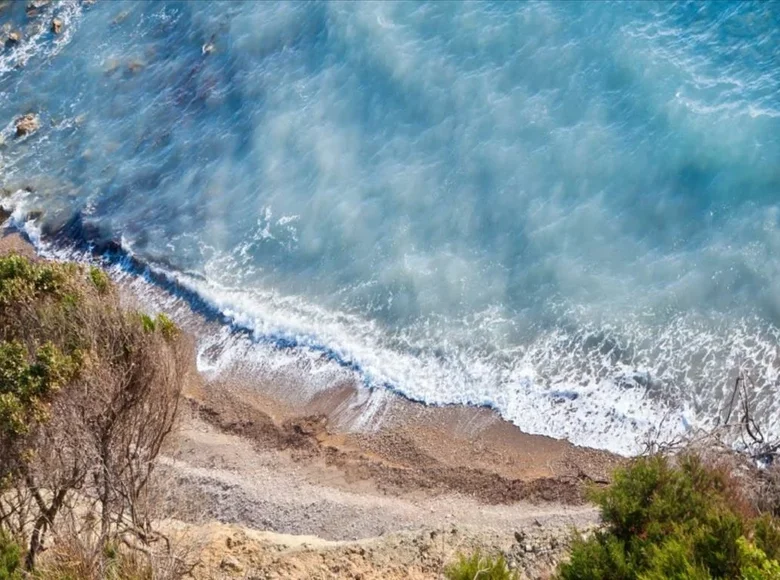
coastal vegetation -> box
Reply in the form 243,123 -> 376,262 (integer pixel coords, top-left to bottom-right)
554,454 -> 780,579
445,551 -> 516,580
0,254 -> 192,578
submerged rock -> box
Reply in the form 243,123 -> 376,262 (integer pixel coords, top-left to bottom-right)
15,113 -> 40,137
111,10 -> 130,26
26,0 -> 50,17
5,30 -> 21,47
202,33 -> 217,56
51,17 -> 62,34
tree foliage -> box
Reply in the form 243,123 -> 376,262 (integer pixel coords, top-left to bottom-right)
0,254 -> 193,577
556,455 -> 780,579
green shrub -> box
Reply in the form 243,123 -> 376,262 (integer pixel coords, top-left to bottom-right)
88,266 -> 110,294
139,313 -> 180,340
445,551 -> 516,580
0,532 -> 22,580
0,255 -> 68,306
555,455 -> 780,579
154,313 -> 179,341
0,340 -> 78,437
0,255 -> 190,572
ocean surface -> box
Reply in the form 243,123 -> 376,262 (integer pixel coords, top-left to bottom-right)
1,0 -> 779,454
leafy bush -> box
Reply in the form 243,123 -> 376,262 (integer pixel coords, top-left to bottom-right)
88,266 -> 109,294
0,254 -> 192,573
555,455 -> 780,579
0,339 -> 77,435
0,255 -> 68,306
0,533 -> 22,580
445,551 -> 517,580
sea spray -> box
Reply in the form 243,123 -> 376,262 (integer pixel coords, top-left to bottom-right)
0,1 -> 779,454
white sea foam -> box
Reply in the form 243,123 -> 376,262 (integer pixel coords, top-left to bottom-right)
1,1 -> 779,456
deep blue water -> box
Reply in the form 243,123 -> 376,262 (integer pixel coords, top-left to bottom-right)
1,1 -> 779,453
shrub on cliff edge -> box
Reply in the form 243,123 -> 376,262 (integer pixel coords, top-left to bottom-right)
445,550 -> 517,580
556,454 -> 780,579
0,254 -> 193,576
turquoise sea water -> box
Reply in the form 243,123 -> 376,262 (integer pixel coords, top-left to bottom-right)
1,1 -> 779,453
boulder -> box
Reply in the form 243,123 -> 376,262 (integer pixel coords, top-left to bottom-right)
26,0 -> 49,18
5,31 -> 21,47
51,17 -> 62,34
15,113 -> 40,137
220,555 -> 243,573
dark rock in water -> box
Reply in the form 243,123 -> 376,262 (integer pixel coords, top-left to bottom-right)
0,207 -> 11,223
127,60 -> 145,73
26,210 -> 43,222
5,31 -> 21,47
26,0 -> 49,18
51,17 -> 62,34
202,33 -> 216,55
15,113 -> 40,137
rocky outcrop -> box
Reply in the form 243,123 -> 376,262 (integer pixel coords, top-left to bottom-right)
5,30 -> 21,47
26,0 -> 50,18
15,113 -> 40,137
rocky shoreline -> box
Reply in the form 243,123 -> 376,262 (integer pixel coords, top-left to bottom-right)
0,228 -> 619,578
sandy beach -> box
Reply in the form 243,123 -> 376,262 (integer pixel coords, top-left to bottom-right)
0,228 -> 620,578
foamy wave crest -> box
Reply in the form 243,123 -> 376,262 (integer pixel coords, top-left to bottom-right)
0,1 -> 82,76
5,205 -> 780,456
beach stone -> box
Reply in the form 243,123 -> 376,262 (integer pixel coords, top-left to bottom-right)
15,113 -> 40,137
220,555 -> 243,572
51,18 -> 62,34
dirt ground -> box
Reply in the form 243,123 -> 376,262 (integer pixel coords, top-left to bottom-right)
159,376 -> 621,578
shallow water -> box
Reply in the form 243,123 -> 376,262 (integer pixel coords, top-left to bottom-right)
1,1 -> 779,453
